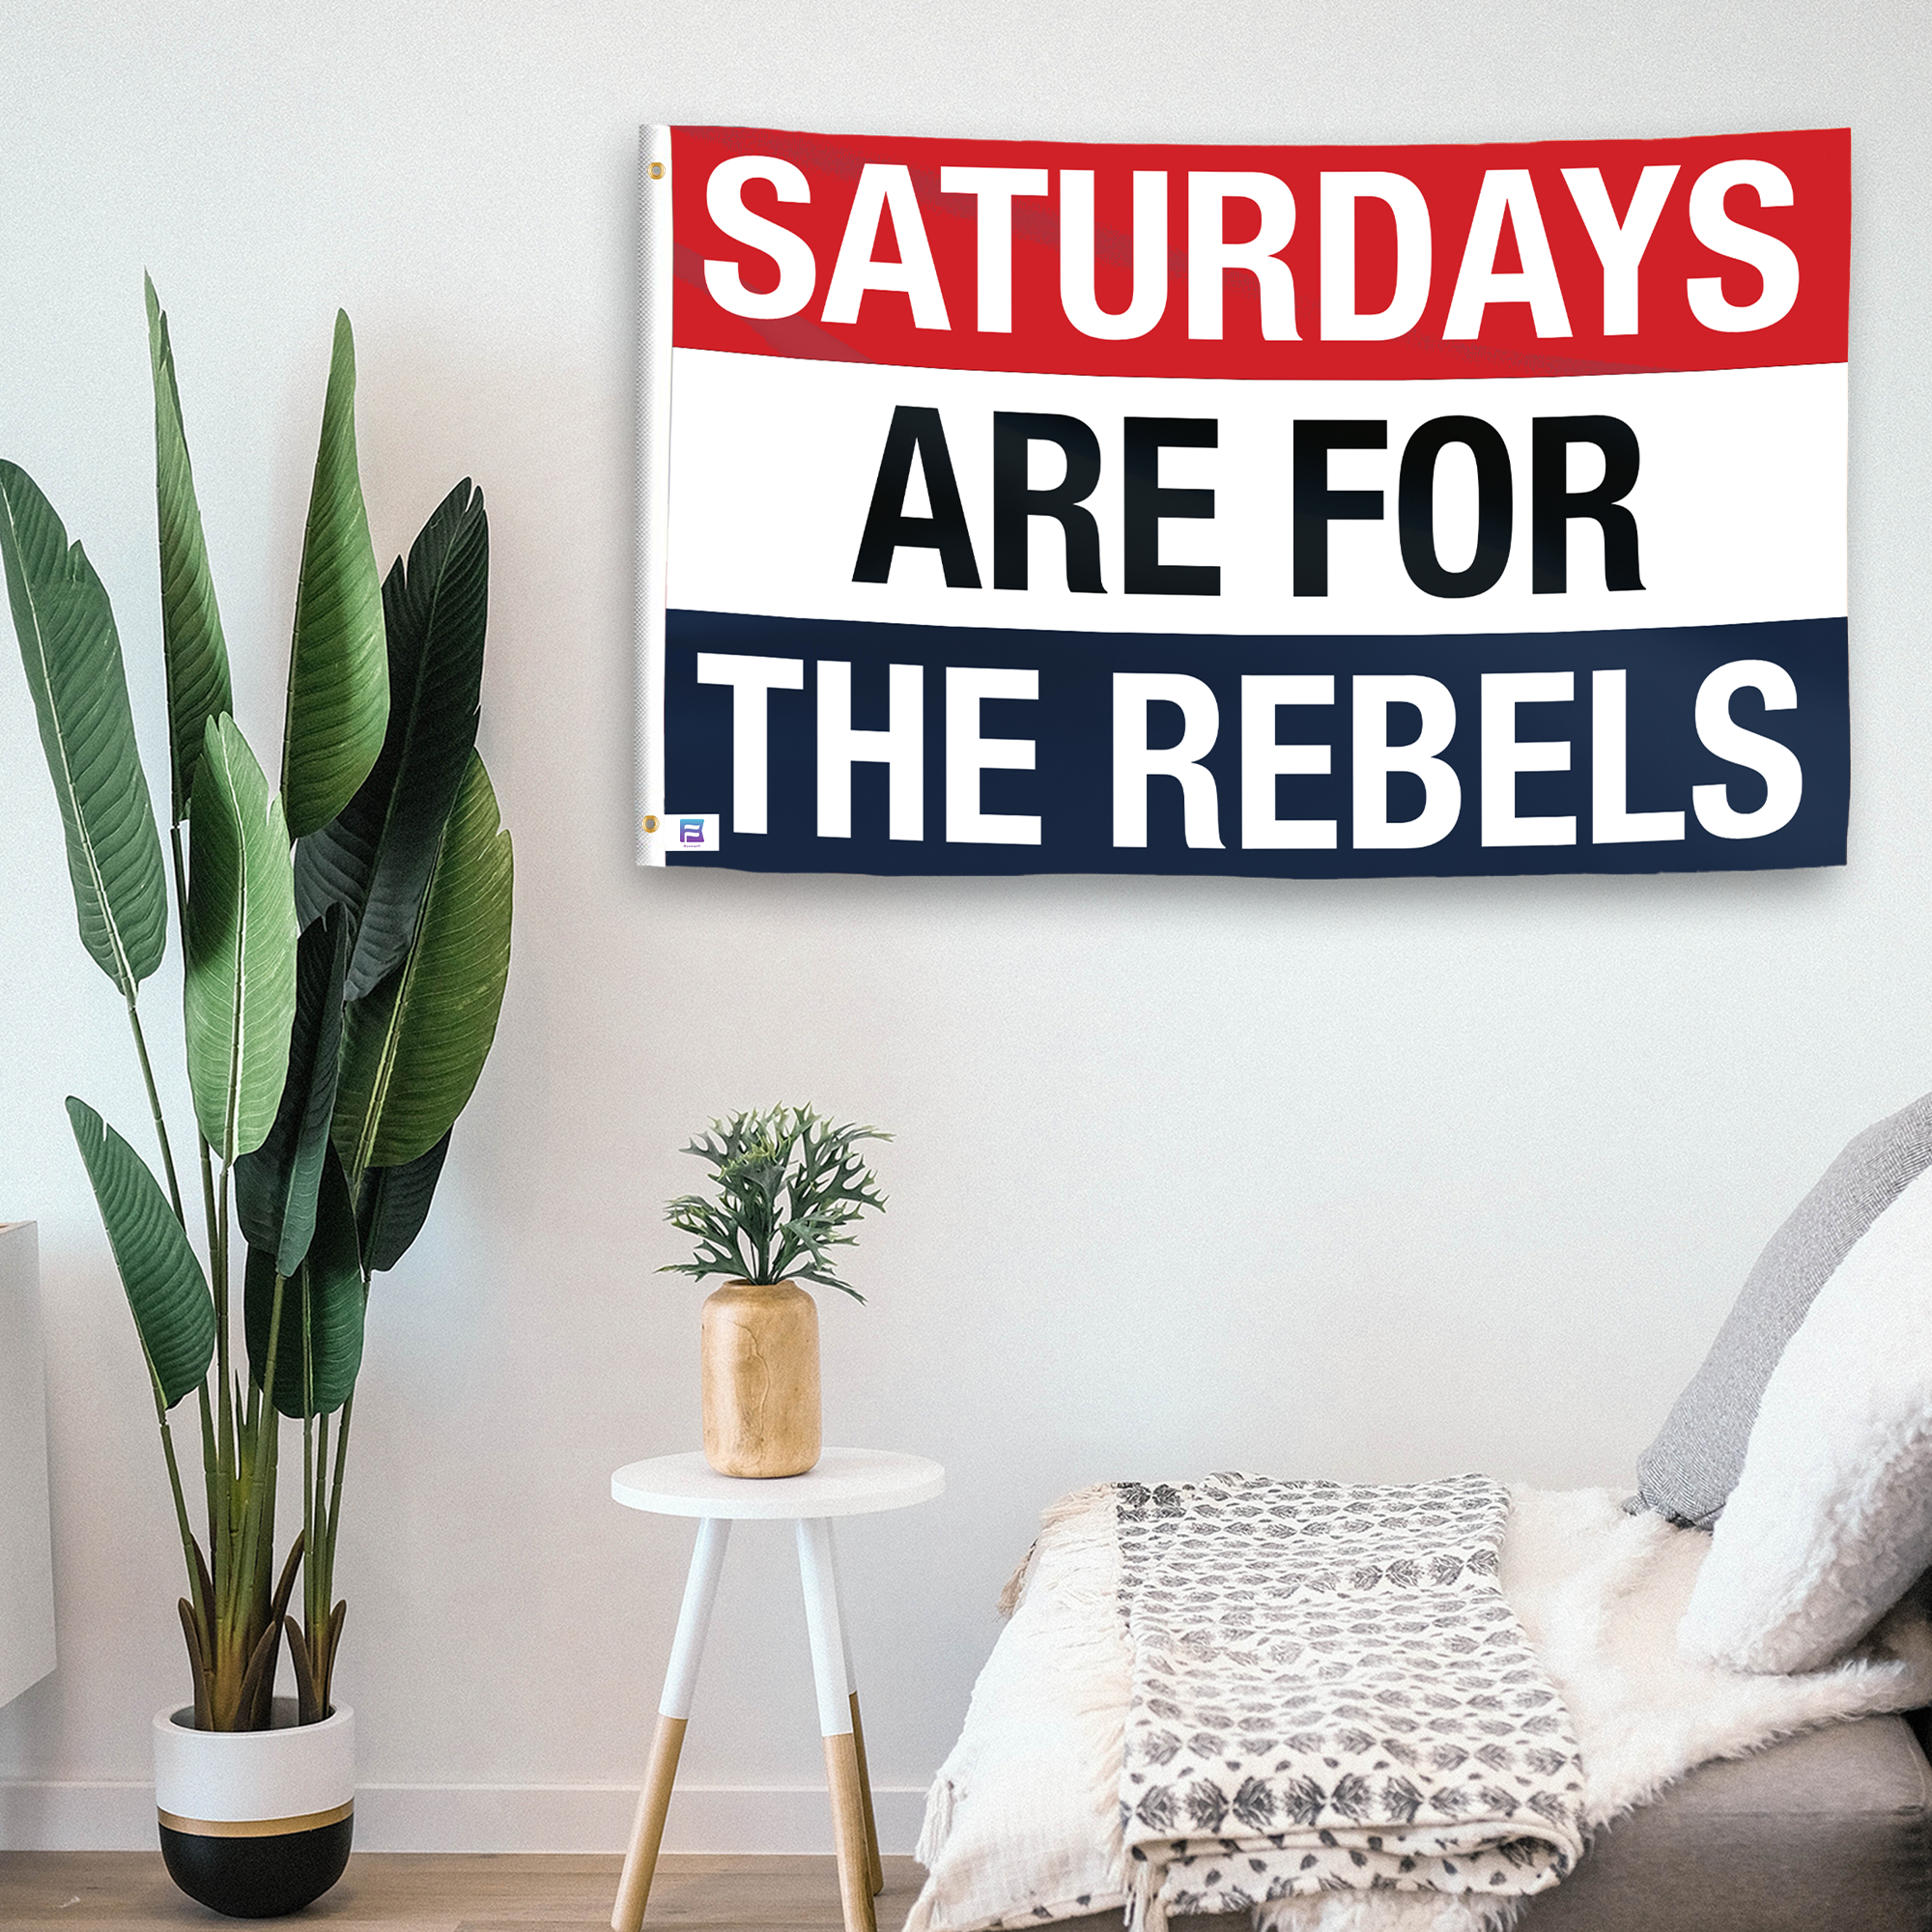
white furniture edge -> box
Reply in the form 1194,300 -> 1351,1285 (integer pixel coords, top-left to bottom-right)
611,1447 -> 945,1519
0,1220 -> 56,1710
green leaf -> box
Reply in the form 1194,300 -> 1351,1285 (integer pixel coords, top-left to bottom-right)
235,907 -> 349,1274
281,311 -> 387,839
145,274 -> 233,826
67,1097 -> 214,1408
0,461 -> 168,995
662,1105 -> 888,1299
355,1130 -> 451,1274
333,752 -> 512,1175
243,1147 -> 364,1419
296,479 -> 488,999
184,715 -> 300,1163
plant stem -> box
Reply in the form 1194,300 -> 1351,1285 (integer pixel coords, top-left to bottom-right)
325,1387 -> 353,1571
195,1380 -> 220,1604
301,1410 -> 314,1666
313,1355 -> 359,1713
214,1164 -> 234,1602
124,996 -> 184,1225
301,1297 -> 317,1654
162,823 -> 225,1719
167,824 -> 224,1274
195,1133 -> 220,1286
167,821 -> 227,1575
230,1269 -> 285,1689
310,1409 -> 327,1641
155,1381 -> 208,1638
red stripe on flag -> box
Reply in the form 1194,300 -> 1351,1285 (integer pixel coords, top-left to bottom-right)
668,126 -> 1848,381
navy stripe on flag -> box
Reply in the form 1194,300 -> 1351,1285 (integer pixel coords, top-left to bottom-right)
663,609 -> 1847,879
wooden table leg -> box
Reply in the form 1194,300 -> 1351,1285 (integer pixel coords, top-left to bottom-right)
612,1715 -> 685,1932
797,1518 -> 876,1932
827,1533 -> 885,1896
611,1517 -> 731,1932
847,1691 -> 885,1895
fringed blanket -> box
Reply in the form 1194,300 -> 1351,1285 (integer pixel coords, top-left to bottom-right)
908,1482 -> 1932,1932
1114,1476 -> 1584,1929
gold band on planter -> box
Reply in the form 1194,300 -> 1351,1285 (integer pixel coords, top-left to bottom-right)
157,1800 -> 354,1838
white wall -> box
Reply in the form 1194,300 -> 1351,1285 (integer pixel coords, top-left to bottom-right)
1,0 -> 1927,1855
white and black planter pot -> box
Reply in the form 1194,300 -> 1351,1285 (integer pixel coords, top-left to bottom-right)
153,1699 -> 354,1918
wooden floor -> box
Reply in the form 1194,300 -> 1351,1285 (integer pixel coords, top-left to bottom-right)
0,1852 -> 925,1932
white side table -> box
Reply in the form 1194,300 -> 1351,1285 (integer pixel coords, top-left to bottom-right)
609,1447 -> 945,1932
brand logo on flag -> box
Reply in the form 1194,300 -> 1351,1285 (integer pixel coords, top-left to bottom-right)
662,813 -> 720,852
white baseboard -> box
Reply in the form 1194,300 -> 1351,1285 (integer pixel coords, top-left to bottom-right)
0,1779 -> 929,1855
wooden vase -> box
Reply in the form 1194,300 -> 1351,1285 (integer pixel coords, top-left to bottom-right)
700,1280 -> 821,1478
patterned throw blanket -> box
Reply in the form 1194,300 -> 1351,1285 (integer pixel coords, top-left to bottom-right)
1115,1474 -> 1585,1929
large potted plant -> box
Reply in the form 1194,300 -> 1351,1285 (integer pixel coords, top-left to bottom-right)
3,280 -> 513,1916
663,1107 -> 889,1478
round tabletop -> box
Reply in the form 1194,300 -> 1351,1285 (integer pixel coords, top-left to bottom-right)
611,1447 -> 945,1520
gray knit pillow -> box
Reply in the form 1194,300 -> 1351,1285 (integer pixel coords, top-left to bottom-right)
1633,1091 -> 1932,1530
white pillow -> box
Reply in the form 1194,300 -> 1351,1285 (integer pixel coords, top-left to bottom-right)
1678,1162 -> 1932,1673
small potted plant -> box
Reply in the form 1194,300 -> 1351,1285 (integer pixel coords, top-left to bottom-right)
3,282 -> 512,1916
663,1107 -> 890,1478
